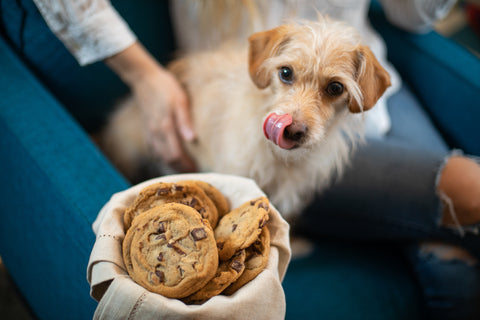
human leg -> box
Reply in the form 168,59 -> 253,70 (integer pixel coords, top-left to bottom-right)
388,86 -> 480,237
295,84 -> 480,318
296,85 -> 480,252
437,155 -> 480,231
388,86 -> 480,319
404,242 -> 480,320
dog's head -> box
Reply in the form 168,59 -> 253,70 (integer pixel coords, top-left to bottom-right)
248,17 -> 391,150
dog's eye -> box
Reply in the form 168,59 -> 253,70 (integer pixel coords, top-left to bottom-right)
279,67 -> 294,84
326,82 -> 344,96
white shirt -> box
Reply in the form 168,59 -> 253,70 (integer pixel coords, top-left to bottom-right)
33,0 -> 456,137
32,0 -> 136,66
169,0 -> 455,137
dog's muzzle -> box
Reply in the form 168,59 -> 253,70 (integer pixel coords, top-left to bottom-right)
263,113 -> 306,149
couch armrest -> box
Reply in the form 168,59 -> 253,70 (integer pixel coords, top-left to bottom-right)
369,3 -> 480,156
0,36 -> 129,319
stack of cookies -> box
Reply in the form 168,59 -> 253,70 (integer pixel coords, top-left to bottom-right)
122,180 -> 271,304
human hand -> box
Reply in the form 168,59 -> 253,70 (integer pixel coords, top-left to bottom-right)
132,65 -> 197,172
105,42 -> 197,172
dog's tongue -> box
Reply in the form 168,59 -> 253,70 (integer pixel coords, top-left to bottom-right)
263,113 -> 296,149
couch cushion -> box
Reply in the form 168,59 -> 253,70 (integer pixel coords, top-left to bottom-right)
284,241 -> 421,320
0,34 -> 129,319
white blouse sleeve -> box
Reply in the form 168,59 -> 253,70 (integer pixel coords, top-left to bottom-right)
379,0 -> 457,33
32,0 -> 137,66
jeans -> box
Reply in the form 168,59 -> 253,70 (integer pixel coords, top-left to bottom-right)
297,85 -> 480,319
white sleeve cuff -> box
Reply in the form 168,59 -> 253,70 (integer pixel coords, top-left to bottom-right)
61,6 -> 137,66
33,0 -> 137,66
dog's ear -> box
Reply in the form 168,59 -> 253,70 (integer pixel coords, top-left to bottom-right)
248,26 -> 290,89
349,45 -> 391,113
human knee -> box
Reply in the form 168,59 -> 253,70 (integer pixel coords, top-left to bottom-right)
437,155 -> 480,229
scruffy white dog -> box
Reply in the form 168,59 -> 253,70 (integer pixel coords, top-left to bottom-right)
101,16 -> 390,220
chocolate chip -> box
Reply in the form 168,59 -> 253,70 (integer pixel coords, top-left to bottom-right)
251,242 -> 263,255
155,270 -> 165,283
257,202 -> 269,211
231,260 -> 244,273
246,253 -> 260,263
174,246 -> 186,255
217,242 -> 224,250
157,222 -> 166,234
189,197 -> 198,207
232,224 -> 238,232
155,234 -> 166,241
259,218 -> 267,228
168,242 -> 186,255
157,253 -> 164,262
175,185 -> 184,192
191,228 -> 207,241
178,266 -> 184,277
156,188 -> 170,195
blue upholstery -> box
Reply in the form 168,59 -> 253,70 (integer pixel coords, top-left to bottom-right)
0,35 -> 129,319
0,2 -> 478,319
369,2 -> 480,156
284,241 -> 421,320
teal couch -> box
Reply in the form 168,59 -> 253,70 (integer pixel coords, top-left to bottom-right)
0,1 -> 478,319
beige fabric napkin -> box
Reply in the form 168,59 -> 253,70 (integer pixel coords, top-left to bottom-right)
87,173 -> 291,320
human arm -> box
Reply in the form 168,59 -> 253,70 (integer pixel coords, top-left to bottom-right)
32,0 -> 136,66
104,42 -> 197,172
32,0 -> 197,172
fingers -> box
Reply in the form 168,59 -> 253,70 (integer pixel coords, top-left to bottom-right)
148,118 -> 197,173
173,92 -> 196,142
133,65 -> 197,173
163,130 -> 197,173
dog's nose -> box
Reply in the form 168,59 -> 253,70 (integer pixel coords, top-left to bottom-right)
284,122 -> 307,142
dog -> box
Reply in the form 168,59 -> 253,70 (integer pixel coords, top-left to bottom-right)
100,16 -> 391,220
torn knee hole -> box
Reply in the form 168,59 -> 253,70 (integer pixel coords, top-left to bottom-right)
436,153 -> 480,235
420,241 -> 478,266
437,191 -> 480,236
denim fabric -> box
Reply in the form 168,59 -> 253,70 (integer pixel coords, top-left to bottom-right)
297,85 -> 450,241
404,244 -> 480,320
296,85 -> 480,319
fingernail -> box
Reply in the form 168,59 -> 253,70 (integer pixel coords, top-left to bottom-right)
182,128 -> 195,141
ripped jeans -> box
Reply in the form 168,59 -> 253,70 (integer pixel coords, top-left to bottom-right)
296,85 -> 480,319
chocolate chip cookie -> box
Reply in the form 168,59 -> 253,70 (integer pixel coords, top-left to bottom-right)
122,203 -> 218,299
223,226 -> 270,295
182,249 -> 246,304
124,181 -> 219,230
214,197 -> 270,261
181,180 -> 230,218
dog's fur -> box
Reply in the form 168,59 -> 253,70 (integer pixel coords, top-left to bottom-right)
100,16 -> 390,219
